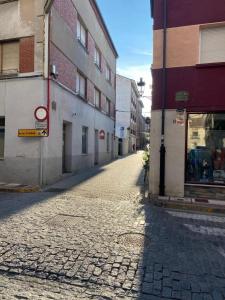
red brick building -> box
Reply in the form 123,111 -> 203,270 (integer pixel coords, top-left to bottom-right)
150,0 -> 225,200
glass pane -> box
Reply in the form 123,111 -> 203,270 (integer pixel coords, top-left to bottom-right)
80,76 -> 85,97
81,25 -> 86,47
77,20 -> 81,39
95,89 -> 100,107
76,74 -> 80,93
186,113 -> 225,184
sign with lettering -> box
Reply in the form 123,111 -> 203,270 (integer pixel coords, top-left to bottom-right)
18,129 -> 48,137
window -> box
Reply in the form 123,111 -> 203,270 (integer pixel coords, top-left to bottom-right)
107,132 -> 110,152
82,126 -> 88,154
106,65 -> 111,82
94,46 -> 101,69
186,113 -> 225,185
0,41 -> 19,74
94,87 -> 101,108
200,26 -> 225,64
77,18 -> 87,48
0,117 -> 5,159
76,72 -> 86,99
106,98 -> 110,115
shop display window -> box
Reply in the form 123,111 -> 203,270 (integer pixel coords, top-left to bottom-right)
186,113 -> 225,185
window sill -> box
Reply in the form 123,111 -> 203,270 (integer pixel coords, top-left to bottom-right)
81,153 -> 88,156
76,93 -> 87,102
77,39 -> 89,54
94,63 -> 102,72
196,62 -> 225,69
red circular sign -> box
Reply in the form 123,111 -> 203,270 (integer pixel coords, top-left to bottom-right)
34,106 -> 48,122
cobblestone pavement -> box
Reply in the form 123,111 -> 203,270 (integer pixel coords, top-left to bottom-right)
0,152 -> 225,299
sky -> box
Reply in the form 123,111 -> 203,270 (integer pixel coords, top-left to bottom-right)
97,0 -> 153,116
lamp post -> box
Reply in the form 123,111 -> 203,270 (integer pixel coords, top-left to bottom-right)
137,78 -> 146,96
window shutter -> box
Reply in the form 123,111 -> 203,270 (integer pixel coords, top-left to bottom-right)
2,42 -> 19,74
201,26 -> 225,63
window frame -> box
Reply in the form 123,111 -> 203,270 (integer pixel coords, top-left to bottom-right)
94,87 -> 101,109
77,17 -> 88,49
82,126 -> 88,154
94,45 -> 101,70
0,40 -> 19,75
186,112 -> 225,186
106,64 -> 111,83
76,71 -> 87,99
106,98 -> 110,115
107,132 -> 110,152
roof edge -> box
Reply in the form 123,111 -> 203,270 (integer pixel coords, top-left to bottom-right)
90,0 -> 118,59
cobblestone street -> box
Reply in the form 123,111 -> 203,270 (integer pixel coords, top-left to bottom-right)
0,152 -> 225,299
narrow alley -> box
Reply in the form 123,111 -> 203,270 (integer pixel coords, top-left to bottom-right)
0,153 -> 224,299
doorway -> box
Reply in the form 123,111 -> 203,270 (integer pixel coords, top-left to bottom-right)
118,138 -> 123,156
94,129 -> 99,165
62,122 -> 72,173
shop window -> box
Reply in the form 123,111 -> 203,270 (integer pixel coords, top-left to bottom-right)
94,87 -> 100,108
200,26 -> 225,64
186,113 -> 225,184
76,72 -> 87,99
0,117 -> 5,159
82,126 -> 88,154
77,18 -> 87,49
0,41 -> 19,75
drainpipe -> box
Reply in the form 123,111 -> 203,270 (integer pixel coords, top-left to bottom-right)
159,0 -> 167,196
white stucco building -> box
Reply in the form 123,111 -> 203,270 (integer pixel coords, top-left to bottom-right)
0,0 -> 118,186
115,75 -> 142,156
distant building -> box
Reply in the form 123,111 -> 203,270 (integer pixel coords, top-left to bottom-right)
150,0 -> 225,200
116,74 -> 142,155
0,0 -> 118,185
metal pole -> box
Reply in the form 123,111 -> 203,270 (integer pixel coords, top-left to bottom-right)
159,0 -> 167,196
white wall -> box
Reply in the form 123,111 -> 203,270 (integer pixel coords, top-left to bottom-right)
149,110 -> 186,197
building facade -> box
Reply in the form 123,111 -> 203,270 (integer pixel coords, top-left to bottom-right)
116,74 -> 141,155
150,0 -> 225,200
0,0 -> 118,186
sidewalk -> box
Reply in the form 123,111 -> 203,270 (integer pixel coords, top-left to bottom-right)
0,182 -> 40,193
152,194 -> 225,214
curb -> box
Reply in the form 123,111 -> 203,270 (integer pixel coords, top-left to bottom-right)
152,199 -> 225,214
0,185 -> 40,193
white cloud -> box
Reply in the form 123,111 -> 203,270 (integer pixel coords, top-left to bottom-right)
132,49 -> 153,56
117,65 -> 152,116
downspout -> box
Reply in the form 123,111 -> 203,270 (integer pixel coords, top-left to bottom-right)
47,11 -> 51,136
159,0 -> 167,196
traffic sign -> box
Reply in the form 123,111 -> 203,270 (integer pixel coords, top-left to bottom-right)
18,129 -> 48,137
34,106 -> 48,122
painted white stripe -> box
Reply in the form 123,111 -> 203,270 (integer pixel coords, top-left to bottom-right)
167,210 -> 225,223
184,224 -> 225,237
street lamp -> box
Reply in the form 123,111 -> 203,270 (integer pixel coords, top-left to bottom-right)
137,78 -> 146,96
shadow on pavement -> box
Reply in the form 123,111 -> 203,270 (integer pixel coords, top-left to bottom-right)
0,164 -> 106,222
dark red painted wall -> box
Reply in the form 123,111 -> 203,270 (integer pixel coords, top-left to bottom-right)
152,65 -> 225,112
153,0 -> 225,30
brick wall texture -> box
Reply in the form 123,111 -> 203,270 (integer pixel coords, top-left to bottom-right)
50,43 -> 77,92
51,0 -> 115,119
53,0 -> 77,35
19,36 -> 34,73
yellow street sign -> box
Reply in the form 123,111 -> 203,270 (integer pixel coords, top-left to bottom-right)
18,129 -> 48,137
